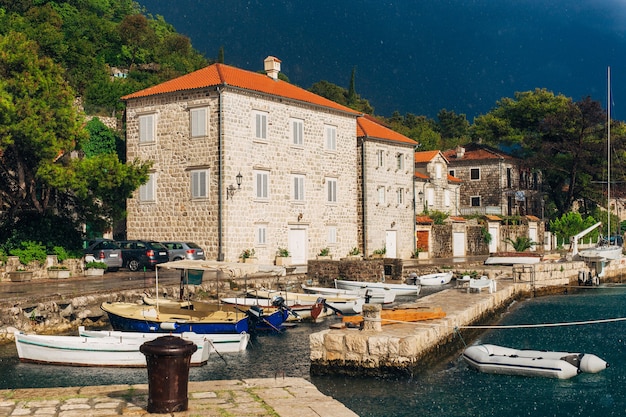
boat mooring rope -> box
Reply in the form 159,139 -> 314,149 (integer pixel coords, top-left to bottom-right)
359,316 -> 626,329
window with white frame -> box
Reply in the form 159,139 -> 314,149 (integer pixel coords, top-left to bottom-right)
426,187 -> 434,206
397,188 -> 404,204
138,114 -> 156,143
436,163 -> 442,179
253,111 -> 268,140
326,178 -> 337,203
378,186 -> 385,205
292,174 -> 305,201
444,189 -> 451,207
139,173 -> 156,202
190,107 -> 207,138
291,118 -> 303,146
377,149 -> 384,168
470,168 -> 480,180
190,169 -> 208,199
327,226 -> 337,244
256,224 -> 267,245
255,170 -> 269,199
325,125 -> 337,151
396,153 -> 404,170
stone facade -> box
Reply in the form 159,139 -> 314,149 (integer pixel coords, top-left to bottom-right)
125,84 -> 359,264
414,150 -> 461,215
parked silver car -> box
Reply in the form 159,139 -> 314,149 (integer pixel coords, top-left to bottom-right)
83,239 -> 123,272
162,241 -> 206,261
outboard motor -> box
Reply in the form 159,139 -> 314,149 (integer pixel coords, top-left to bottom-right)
408,272 -> 418,285
271,295 -> 299,319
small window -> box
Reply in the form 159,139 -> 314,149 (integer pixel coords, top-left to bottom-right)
444,189 -> 451,207
190,170 -> 208,199
291,118 -> 303,145
470,168 -> 480,180
449,169 -> 455,177
471,196 -> 481,207
255,170 -> 269,199
327,226 -> 337,244
325,125 -> 337,151
326,178 -> 337,203
139,173 -> 156,202
253,111 -> 268,140
435,163 -> 442,179
397,188 -> 404,204
138,114 -> 156,143
396,153 -> 404,170
293,174 -> 305,201
378,186 -> 385,205
190,107 -> 207,138
256,225 -> 267,245
426,188 -> 434,206
377,149 -> 384,168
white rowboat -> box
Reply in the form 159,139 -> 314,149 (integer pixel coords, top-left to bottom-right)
412,271 -> 453,286
245,288 -> 364,314
78,326 -> 249,353
334,279 -> 421,297
14,331 -> 210,367
301,283 -> 396,304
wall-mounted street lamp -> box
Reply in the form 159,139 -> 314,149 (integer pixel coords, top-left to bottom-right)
226,172 -> 243,200
418,191 -> 424,203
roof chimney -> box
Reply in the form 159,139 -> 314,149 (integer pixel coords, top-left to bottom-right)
264,56 -> 281,80
456,146 -> 465,159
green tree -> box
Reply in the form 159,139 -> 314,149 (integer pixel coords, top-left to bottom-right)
83,118 -> 120,157
436,109 -> 470,149
549,211 -> 599,244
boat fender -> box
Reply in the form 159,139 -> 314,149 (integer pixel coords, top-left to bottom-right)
579,353 -> 609,373
160,322 -> 178,331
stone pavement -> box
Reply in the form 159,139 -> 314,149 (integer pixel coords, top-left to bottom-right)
0,377 -> 359,417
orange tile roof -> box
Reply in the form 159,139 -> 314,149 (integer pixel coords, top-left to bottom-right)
414,171 -> 430,180
449,216 -> 466,222
443,144 -> 515,161
447,174 -> 462,183
526,215 -> 541,222
414,150 -> 441,163
122,63 -> 360,115
416,215 -> 434,224
485,215 -> 503,221
357,115 -> 416,145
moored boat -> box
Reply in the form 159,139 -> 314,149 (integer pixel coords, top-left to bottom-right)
410,271 -> 454,286
302,283 -> 396,304
462,344 -> 608,379
245,288 -> 364,314
334,279 -> 421,297
220,297 -> 333,321
78,326 -> 250,353
14,331 -> 210,367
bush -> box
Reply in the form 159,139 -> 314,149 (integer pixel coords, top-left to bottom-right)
276,247 -> 290,257
85,261 -> 107,269
9,241 -> 48,266
52,246 -> 70,263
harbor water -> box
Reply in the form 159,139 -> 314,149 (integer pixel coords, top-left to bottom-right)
1,285 -> 626,416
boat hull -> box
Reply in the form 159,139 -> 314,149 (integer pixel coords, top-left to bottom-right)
334,279 -> 420,296
303,283 -> 396,304
415,272 -> 453,286
245,289 -> 364,314
14,331 -> 210,367
78,326 -> 250,353
462,344 -> 608,379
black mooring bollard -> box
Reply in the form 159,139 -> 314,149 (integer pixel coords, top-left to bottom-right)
140,336 -> 198,413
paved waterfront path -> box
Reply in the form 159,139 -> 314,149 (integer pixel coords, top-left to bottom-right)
0,378 -> 358,417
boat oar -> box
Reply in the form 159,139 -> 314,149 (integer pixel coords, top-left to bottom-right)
205,338 -> 228,365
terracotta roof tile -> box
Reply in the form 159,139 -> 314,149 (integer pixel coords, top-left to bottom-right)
447,173 -> 462,183
414,171 -> 429,180
526,215 -> 541,222
485,215 -> 503,221
416,215 -> 433,224
443,143 -> 515,161
414,150 -> 441,163
357,115 -> 416,145
122,63 -> 360,115
449,216 -> 466,222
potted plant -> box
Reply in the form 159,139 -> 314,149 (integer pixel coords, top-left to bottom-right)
346,247 -> 362,260
84,261 -> 107,276
47,265 -> 71,279
317,247 -> 332,260
275,247 -> 291,266
371,246 -> 386,258
239,248 -> 256,263
8,266 -> 33,282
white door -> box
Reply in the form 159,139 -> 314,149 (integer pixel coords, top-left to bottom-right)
529,226 -> 538,252
288,227 -> 307,264
385,230 -> 397,258
488,225 -> 498,253
453,232 -> 466,257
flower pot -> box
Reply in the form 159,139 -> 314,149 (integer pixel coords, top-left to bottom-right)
275,256 -> 291,266
244,257 -> 257,264
316,255 -> 332,260
84,268 -> 105,276
9,271 -> 33,282
48,269 -> 71,279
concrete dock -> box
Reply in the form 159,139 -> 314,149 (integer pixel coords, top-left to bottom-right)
0,378 -> 358,417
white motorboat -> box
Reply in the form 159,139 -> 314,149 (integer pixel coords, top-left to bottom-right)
462,344 -> 608,379
220,297 -> 333,321
78,326 -> 249,354
245,288 -> 364,314
409,271 -> 453,286
302,283 -> 396,304
334,279 -> 421,297
14,331 -> 210,367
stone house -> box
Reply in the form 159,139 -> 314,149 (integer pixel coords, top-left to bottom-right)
413,150 -> 461,216
357,115 -> 417,259
442,143 -> 543,218
122,57 -> 418,264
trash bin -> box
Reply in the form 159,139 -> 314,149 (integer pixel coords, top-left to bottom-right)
140,336 -> 198,413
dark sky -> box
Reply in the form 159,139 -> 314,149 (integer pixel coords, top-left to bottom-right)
138,0 -> 626,121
